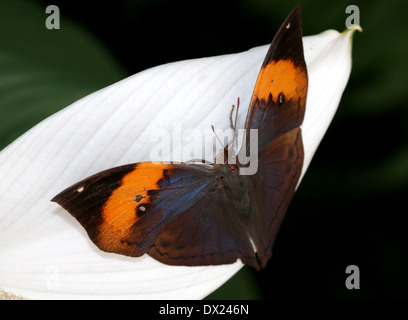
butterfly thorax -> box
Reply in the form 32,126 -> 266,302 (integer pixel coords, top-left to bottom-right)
212,156 -> 250,219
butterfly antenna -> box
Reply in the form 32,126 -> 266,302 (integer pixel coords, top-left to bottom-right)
227,97 -> 240,150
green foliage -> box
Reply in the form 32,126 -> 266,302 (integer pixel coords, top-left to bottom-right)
0,0 -> 126,150
205,267 -> 262,300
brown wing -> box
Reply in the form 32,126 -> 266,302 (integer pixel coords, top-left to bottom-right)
148,170 -> 258,268
245,128 -> 303,268
52,162 -> 257,266
240,5 -> 308,268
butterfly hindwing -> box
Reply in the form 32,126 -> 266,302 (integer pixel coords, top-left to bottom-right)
148,193 -> 258,268
244,128 -> 303,268
148,168 -> 258,268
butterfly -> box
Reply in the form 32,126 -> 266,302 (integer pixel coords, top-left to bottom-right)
51,5 -> 308,270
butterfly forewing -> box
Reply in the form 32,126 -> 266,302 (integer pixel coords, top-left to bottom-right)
243,4 -> 307,154
52,163 -> 216,257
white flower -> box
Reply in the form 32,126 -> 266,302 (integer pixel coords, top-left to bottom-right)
0,26 -> 360,300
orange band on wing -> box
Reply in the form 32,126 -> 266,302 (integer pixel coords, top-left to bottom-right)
254,59 -> 307,103
97,162 -> 172,252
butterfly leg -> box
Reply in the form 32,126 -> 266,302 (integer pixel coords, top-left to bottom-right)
229,105 -> 235,129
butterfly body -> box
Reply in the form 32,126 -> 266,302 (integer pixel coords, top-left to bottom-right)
52,5 -> 308,270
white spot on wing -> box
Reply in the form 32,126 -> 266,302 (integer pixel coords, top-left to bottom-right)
286,22 -> 291,29
77,186 -> 84,193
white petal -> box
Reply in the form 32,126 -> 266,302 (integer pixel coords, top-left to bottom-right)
300,26 -> 361,181
0,27 -> 359,299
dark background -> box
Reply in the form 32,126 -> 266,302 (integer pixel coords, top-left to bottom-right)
1,0 -> 407,299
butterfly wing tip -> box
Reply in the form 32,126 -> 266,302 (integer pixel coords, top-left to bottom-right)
51,190 -> 62,200
50,193 -> 63,204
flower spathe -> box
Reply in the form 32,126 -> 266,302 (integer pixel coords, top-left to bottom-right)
0,26 -> 360,299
